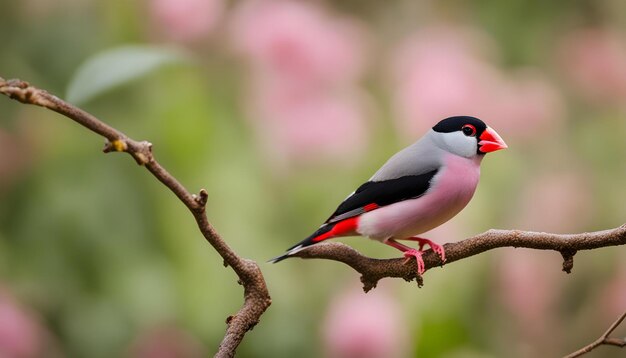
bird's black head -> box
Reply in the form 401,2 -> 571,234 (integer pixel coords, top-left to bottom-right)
432,116 -> 488,138
432,116 -> 507,155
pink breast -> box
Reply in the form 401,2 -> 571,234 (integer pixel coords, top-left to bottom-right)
357,155 -> 481,241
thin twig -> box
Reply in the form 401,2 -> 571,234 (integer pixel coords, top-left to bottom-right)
0,77 -> 271,358
564,310 -> 626,358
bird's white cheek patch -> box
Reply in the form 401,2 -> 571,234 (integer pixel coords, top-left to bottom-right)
440,132 -> 477,158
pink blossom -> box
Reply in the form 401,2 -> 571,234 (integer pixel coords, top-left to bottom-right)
497,249 -> 564,357
389,26 -> 498,135
0,289 -> 45,358
323,286 -> 409,358
516,172 -> 594,233
601,261 -> 626,320
149,0 -> 224,43
495,70 -> 565,140
557,28 -> 626,105
128,324 -> 205,358
231,0 -> 369,88
388,25 -> 564,141
249,82 -> 370,166
498,251 -> 562,329
231,0 -> 372,166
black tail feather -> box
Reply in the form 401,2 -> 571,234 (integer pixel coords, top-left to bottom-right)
268,224 -> 334,263
267,252 -> 292,264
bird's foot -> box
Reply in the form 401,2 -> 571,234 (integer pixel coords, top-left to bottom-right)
403,249 -> 425,276
414,238 -> 446,263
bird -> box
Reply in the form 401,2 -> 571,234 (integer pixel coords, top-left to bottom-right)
269,116 -> 507,275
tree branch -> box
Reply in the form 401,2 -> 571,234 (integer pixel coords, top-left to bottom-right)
292,225 -> 626,291
4,76 -> 626,357
564,310 -> 626,357
0,77 -> 271,358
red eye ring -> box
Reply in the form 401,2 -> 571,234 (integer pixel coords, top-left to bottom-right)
462,124 -> 476,137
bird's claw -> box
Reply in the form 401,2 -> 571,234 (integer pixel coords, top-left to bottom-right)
403,249 -> 425,276
414,238 -> 446,263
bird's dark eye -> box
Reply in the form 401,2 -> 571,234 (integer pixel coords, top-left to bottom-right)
462,124 -> 476,137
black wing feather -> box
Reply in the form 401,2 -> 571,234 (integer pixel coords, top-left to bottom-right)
324,169 -> 438,224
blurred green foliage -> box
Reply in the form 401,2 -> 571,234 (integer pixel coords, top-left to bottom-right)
1,1 -> 626,357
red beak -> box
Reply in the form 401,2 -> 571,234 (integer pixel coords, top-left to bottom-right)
478,127 -> 507,153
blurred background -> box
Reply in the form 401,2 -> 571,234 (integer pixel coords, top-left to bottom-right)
1,0 -> 626,357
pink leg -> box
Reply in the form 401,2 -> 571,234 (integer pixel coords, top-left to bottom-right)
398,237 -> 446,263
385,239 -> 425,275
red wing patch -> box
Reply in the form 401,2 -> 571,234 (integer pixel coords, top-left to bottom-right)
312,217 -> 358,242
363,203 -> 379,212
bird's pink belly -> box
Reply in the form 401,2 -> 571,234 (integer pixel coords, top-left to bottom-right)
356,155 -> 480,241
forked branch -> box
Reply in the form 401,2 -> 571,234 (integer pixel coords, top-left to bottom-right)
0,77 -> 270,358
564,310 -> 626,357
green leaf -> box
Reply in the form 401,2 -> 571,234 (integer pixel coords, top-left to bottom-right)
66,45 -> 189,104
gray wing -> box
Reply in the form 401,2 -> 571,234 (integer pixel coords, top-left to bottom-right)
370,131 -> 443,181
